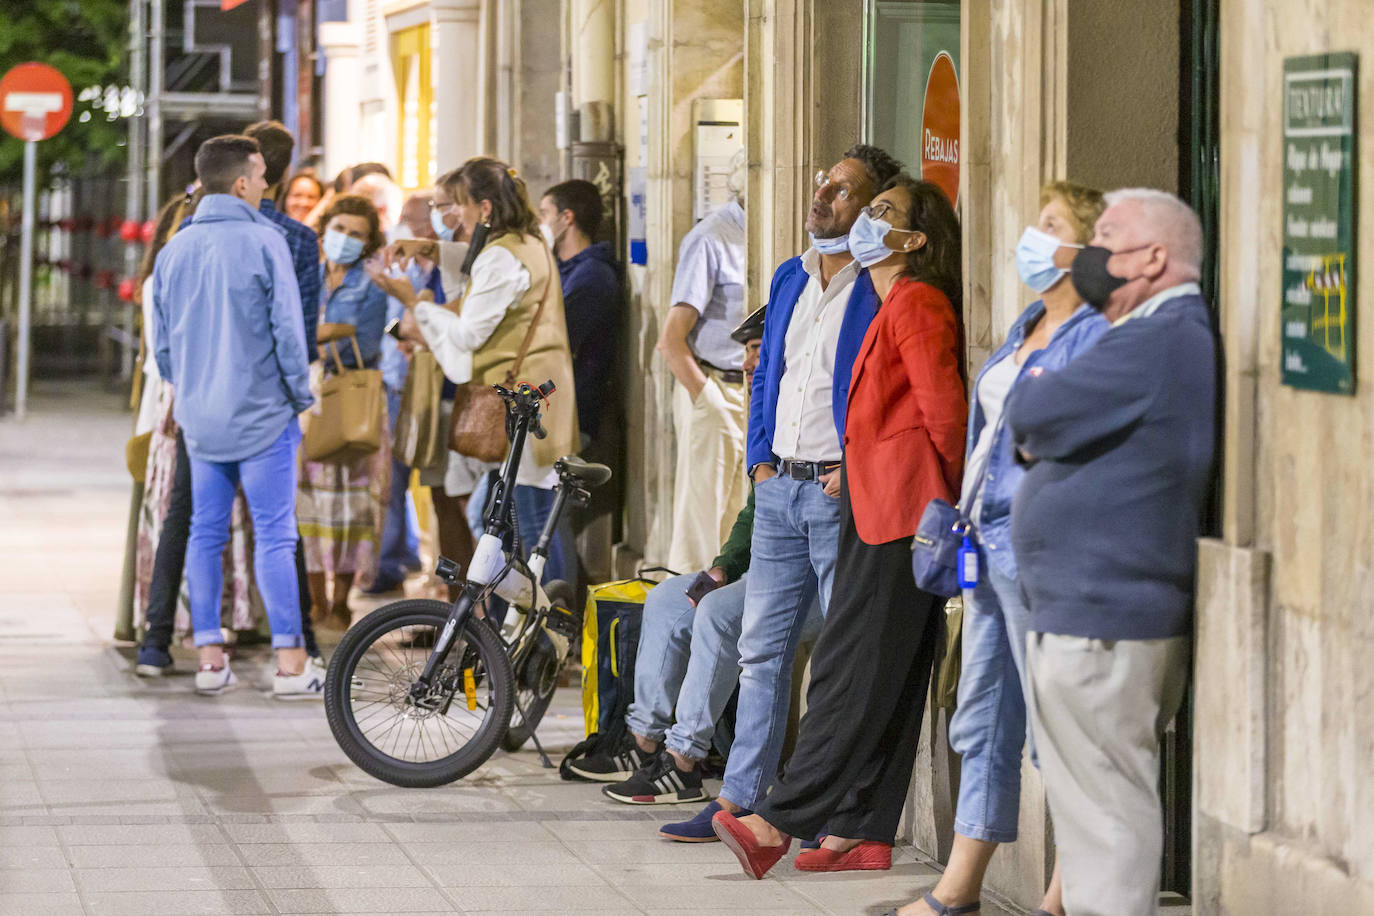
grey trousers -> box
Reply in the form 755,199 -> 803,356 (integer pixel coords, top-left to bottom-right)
1025,631 -> 1189,916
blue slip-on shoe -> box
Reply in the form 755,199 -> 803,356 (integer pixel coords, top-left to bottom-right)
135,646 -> 174,677
659,800 -> 752,843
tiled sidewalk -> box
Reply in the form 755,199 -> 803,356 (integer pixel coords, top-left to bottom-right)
0,382 -> 1010,916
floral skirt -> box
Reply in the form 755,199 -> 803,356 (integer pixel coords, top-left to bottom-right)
296,375 -> 391,584
133,381 -> 259,638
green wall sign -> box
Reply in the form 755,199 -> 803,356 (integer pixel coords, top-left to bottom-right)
1281,52 -> 1359,394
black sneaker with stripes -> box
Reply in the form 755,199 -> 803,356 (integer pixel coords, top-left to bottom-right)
601,752 -> 709,805
564,733 -> 657,783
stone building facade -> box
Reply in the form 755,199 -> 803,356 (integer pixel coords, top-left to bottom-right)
313,0 -> 1373,910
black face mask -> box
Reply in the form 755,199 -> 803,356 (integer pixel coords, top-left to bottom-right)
1071,244 -> 1147,310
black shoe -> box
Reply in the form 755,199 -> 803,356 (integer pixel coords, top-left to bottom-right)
362,574 -> 406,596
564,734 -> 656,783
602,752 -> 709,805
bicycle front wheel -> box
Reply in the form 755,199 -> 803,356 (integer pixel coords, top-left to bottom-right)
324,599 -> 514,787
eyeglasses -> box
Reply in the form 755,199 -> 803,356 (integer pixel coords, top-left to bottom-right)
814,170 -> 853,201
861,202 -> 908,223
429,199 -> 458,214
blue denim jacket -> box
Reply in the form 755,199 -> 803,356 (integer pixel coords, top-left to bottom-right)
966,301 -> 1108,577
318,263 -> 389,369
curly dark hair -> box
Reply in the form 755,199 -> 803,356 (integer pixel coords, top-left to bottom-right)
881,174 -> 962,311
843,144 -> 904,194
316,193 -> 386,259
438,157 -> 541,239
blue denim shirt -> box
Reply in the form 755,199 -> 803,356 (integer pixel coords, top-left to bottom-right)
153,194 -> 313,462
380,263 -> 445,391
318,263 -> 389,369
966,301 -> 1108,577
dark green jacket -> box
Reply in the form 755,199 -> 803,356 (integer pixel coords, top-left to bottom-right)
710,487 -> 754,584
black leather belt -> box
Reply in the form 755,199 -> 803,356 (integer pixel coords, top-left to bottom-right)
698,360 -> 744,385
777,459 -> 840,481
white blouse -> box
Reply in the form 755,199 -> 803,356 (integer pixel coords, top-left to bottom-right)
414,241 -> 531,384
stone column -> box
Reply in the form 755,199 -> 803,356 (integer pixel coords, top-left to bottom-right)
430,0 -> 484,174
319,19 -> 364,178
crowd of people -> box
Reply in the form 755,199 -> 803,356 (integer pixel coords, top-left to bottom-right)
130,121 -> 622,695
575,144 -> 1215,916
129,119 -> 1215,916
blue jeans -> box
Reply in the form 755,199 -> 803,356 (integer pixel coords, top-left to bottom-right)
948,556 -> 1035,843
377,387 -> 420,581
186,422 -> 304,649
719,475 -> 841,809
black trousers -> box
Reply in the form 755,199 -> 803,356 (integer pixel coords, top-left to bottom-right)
140,430 -> 318,657
755,470 -> 943,844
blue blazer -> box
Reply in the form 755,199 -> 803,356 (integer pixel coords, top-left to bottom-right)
747,256 -> 881,470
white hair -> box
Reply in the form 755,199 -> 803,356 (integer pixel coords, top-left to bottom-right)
727,147 -> 748,203
1103,187 -> 1203,274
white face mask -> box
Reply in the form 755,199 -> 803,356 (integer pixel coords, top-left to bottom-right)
539,222 -> 556,250
430,207 -> 454,242
1015,226 -> 1082,293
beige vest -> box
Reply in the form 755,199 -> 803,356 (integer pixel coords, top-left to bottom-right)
471,231 -> 580,467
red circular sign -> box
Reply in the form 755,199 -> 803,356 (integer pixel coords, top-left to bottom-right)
920,51 -> 960,207
0,63 -> 75,142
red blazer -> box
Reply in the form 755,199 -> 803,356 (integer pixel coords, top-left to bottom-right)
844,278 -> 967,544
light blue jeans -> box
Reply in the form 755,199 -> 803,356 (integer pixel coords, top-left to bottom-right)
948,555 -> 1035,843
186,422 -> 304,649
625,574 -> 746,748
719,475 -> 841,809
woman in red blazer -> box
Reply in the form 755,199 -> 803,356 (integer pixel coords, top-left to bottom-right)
715,177 -> 967,879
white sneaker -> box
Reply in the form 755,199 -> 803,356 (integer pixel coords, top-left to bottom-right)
273,656 -> 326,700
195,663 -> 238,695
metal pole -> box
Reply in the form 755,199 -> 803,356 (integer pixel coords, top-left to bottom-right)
146,0 -> 164,218
16,140 -> 36,421
125,0 -> 147,381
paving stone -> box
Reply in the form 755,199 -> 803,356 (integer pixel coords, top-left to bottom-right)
0,868 -> 76,893
0,825 -> 58,846
68,844 -> 242,868
441,883 -> 636,911
221,822 -> 392,844
74,864 -> 256,892
423,859 -> 609,887
58,823 -> 225,845
402,841 -> 581,866
83,889 -> 274,915
250,863 -> 433,888
266,886 -> 455,912
383,821 -> 558,844
233,842 -> 412,866
0,892 -> 86,915
0,845 -> 68,868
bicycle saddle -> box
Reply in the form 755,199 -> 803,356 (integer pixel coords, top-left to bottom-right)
554,455 -> 612,488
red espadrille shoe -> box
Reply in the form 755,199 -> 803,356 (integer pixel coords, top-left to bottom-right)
711,810 -> 791,879
793,840 -> 892,872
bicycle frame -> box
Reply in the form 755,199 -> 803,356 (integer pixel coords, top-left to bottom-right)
409,382 -> 566,702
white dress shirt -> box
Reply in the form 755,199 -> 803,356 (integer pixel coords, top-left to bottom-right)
415,239 -> 557,488
771,249 -> 861,462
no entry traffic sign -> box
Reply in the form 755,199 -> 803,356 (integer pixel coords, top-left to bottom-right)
0,62 -> 74,142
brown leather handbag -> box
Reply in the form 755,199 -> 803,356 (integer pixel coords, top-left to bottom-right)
303,333 -> 385,463
448,245 -> 554,462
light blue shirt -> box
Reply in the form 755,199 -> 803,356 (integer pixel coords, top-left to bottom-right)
153,194 -> 313,462
669,199 -> 746,370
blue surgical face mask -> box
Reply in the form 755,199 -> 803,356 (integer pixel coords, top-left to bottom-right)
322,229 -> 365,265
847,211 -> 901,268
809,232 -> 851,256
430,207 -> 454,242
1015,225 -> 1081,294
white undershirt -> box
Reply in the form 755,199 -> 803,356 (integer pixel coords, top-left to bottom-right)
771,249 -> 860,462
961,353 -> 1020,521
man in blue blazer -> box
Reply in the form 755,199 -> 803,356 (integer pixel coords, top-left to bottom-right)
648,145 -> 904,842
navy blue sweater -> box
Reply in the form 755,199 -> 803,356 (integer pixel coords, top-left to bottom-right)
1006,293 -> 1217,640
558,241 -> 621,439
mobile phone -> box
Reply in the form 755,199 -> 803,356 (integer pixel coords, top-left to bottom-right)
684,571 -> 723,606
384,317 -> 403,341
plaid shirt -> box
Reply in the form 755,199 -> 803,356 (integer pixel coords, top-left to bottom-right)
257,199 -> 321,355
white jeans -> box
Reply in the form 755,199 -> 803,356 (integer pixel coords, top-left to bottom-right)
667,374 -> 746,573
1026,631 -> 1189,916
